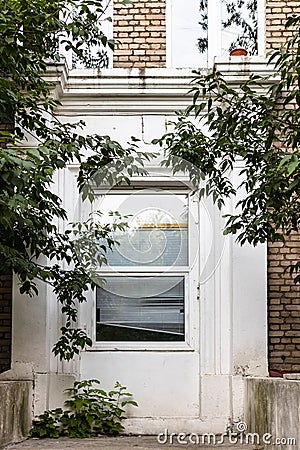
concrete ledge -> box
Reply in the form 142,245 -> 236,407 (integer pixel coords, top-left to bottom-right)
0,381 -> 32,448
245,377 -> 300,448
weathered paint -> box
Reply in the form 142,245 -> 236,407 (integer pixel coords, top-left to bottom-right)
245,377 -> 300,449
0,64 -> 270,433
0,381 -> 31,448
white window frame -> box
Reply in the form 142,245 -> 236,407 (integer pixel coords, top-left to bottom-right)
166,0 -> 265,68
83,186 -> 199,352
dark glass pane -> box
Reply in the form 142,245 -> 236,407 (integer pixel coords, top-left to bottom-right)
96,324 -> 184,342
96,276 -> 185,342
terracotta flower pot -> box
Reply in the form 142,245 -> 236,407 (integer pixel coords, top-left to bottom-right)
230,48 -> 248,56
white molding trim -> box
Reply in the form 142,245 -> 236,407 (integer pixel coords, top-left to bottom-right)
45,59 -> 276,115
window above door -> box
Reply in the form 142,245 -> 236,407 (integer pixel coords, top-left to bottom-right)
166,0 -> 265,68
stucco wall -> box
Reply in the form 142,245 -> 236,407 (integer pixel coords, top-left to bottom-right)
245,377 -> 300,449
0,381 -> 31,448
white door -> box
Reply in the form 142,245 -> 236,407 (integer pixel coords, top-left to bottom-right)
79,184 -> 201,433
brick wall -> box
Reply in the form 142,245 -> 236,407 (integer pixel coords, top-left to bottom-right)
266,0 -> 300,373
0,118 -> 13,373
268,237 -> 300,372
0,273 -> 12,374
113,0 -> 166,68
265,0 -> 299,50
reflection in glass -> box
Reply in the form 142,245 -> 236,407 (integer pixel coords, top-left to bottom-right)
99,194 -> 188,267
198,0 -> 208,57
198,0 -> 257,57
96,276 -> 185,341
221,0 -> 257,55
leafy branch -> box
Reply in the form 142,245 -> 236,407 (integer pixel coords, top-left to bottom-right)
0,0 -> 149,360
31,379 -> 138,437
157,15 -> 300,280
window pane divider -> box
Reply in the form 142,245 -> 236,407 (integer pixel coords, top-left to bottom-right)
97,267 -> 190,274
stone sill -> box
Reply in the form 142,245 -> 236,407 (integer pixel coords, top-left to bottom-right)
283,373 -> 300,380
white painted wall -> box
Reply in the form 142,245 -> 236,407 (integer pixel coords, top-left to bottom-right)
2,66 -> 268,433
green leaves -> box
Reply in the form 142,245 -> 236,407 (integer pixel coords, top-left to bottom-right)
278,154 -> 299,176
77,135 -> 155,202
52,328 -> 93,361
30,379 -> 138,438
0,0 -> 153,360
157,14 -> 300,261
0,0 -> 115,140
